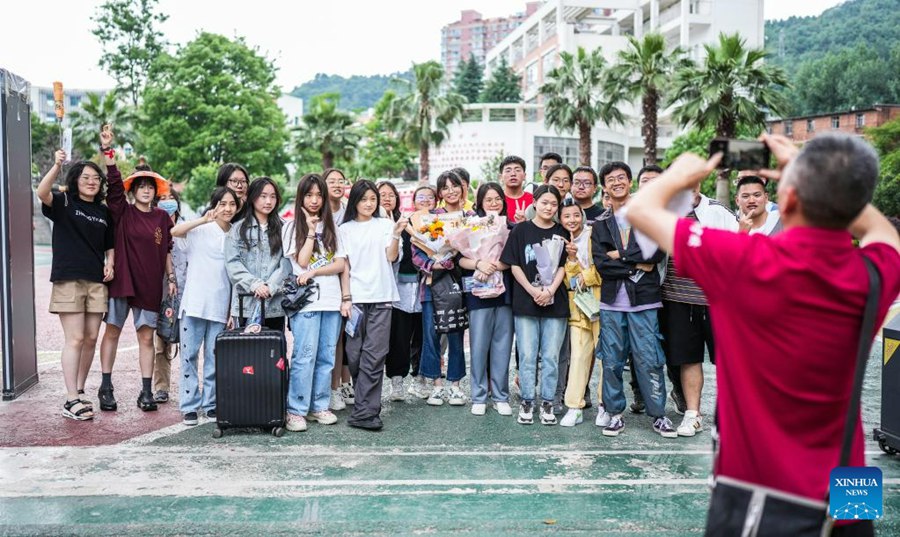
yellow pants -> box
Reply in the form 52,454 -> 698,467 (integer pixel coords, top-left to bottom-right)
564,321 -> 601,409
153,333 -> 173,393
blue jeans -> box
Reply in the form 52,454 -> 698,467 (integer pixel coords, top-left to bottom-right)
598,309 -> 667,418
514,315 -> 566,403
419,287 -> 466,382
469,306 -> 513,403
287,310 -> 340,416
179,315 -> 225,414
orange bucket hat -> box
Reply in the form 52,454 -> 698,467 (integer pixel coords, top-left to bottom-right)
124,170 -> 170,197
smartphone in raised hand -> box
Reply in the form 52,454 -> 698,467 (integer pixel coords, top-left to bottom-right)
709,138 -> 771,171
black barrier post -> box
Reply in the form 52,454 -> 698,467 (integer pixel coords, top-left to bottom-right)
0,68 -> 39,400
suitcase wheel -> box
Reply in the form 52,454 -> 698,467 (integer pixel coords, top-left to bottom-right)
212,427 -> 224,439
879,438 -> 898,456
273,427 -> 285,438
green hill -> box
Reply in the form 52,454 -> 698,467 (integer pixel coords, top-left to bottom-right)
289,70 -> 413,112
764,0 -> 900,72
764,0 -> 900,116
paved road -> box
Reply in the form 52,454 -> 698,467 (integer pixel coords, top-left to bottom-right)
1,247 -> 897,535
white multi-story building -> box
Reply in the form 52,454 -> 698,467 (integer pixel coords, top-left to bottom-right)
277,94 -> 304,128
30,86 -> 109,124
430,0 -> 764,182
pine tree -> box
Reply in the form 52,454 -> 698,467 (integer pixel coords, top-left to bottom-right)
453,55 -> 484,103
480,57 -> 522,103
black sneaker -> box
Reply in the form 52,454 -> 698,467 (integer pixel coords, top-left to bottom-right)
98,388 -> 117,411
670,390 -> 687,415
551,397 -> 564,416
183,412 -> 199,426
540,401 -> 557,425
137,391 -> 158,412
602,415 -> 625,437
206,409 -> 217,419
153,390 -> 169,403
347,416 -> 383,431
653,416 -> 678,438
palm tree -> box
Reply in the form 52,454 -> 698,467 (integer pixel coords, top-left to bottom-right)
608,33 -> 688,166
671,32 -> 789,203
384,61 -> 466,182
540,47 -> 624,167
294,93 -> 360,170
68,91 -> 138,159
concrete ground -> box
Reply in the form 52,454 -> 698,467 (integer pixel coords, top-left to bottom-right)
1,247 -> 898,536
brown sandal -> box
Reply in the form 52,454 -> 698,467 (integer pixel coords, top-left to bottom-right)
63,399 -> 94,421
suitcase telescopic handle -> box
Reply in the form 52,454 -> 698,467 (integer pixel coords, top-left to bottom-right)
237,292 -> 265,322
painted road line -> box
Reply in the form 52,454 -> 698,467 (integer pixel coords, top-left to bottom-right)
4,478 -> 900,499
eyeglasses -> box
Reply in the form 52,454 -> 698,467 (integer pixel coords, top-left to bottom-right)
605,174 -> 629,184
573,180 -> 594,188
415,195 -> 435,202
380,193 -> 397,200
228,179 -> 248,187
326,179 -> 349,186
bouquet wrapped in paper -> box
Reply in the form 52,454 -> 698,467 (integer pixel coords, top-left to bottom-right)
531,237 -> 566,304
408,210 -> 467,263
445,214 -> 509,299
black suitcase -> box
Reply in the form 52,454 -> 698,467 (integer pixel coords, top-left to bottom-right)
213,294 -> 288,438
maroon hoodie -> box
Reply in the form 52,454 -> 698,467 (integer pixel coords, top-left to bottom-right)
106,165 -> 173,311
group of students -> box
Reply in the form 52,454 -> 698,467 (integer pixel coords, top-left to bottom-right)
41,128 -> 761,437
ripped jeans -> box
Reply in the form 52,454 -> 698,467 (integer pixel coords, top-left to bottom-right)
287,310 -> 341,416
599,309 -> 668,418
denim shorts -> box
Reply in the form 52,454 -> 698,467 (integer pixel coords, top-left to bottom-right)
104,297 -> 158,330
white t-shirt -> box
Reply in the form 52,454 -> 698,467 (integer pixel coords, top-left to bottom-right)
179,222 -> 231,323
749,211 -> 782,236
338,218 -> 399,304
331,201 -> 346,227
282,220 -> 343,312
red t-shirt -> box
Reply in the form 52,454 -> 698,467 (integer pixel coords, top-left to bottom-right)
673,218 -> 900,500
505,191 -> 533,221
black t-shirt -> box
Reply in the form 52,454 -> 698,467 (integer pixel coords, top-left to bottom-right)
583,204 -> 604,221
42,192 -> 115,282
499,220 -> 568,318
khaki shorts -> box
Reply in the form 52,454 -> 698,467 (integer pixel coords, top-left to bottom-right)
49,280 -> 109,314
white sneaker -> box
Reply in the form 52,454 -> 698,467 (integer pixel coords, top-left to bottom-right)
517,401 -> 534,424
286,413 -> 307,432
426,386 -> 445,406
539,401 -> 557,425
408,376 -> 425,396
330,390 -> 346,411
471,403 -> 486,416
390,376 -> 405,401
340,382 -> 355,405
677,410 -> 703,437
595,404 -> 611,428
448,385 -> 466,406
494,401 -> 513,416
560,408 -> 583,427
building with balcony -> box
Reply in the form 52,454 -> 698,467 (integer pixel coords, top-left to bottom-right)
441,3 -> 541,80
430,0 -> 765,182
767,104 -> 900,143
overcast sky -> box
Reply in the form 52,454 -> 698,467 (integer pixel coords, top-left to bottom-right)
1,0 -> 843,90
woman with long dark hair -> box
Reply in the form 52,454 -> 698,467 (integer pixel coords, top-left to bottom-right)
224,177 -> 290,330
216,163 -> 250,221
36,149 -> 115,420
282,174 -> 346,431
458,182 -> 514,416
172,186 -> 239,426
500,184 -> 569,426
338,180 -> 407,430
